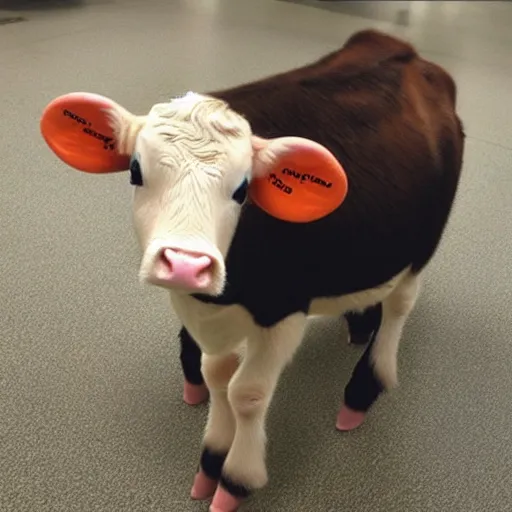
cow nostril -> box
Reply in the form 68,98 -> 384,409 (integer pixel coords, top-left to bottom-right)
161,249 -> 175,273
196,258 -> 213,279
193,256 -> 214,284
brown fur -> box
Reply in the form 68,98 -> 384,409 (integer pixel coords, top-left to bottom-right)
194,29 -> 465,328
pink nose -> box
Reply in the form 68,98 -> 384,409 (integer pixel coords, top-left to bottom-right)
157,248 -> 213,290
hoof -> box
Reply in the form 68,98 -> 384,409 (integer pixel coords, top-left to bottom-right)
183,381 -> 209,406
210,485 -> 244,512
191,470 -> 217,500
336,404 -> 366,431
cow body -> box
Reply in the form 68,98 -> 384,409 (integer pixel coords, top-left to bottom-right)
105,29 -> 464,512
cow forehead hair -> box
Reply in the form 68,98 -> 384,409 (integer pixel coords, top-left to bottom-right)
141,92 -> 253,168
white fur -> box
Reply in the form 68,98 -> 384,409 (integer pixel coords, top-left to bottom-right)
371,272 -> 420,388
197,312 -> 307,489
108,93 -> 255,296
309,267 -> 410,316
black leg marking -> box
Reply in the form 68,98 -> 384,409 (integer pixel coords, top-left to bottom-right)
219,474 -> 252,499
344,325 -> 384,412
345,303 -> 382,346
200,447 -> 227,481
179,327 -> 204,385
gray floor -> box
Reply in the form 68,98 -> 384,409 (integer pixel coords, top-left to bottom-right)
1,1 -> 512,511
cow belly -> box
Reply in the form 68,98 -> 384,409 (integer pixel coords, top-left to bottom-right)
170,267 -> 409,355
308,267 -> 410,316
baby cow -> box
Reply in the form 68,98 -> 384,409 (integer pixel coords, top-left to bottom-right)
106,29 -> 464,511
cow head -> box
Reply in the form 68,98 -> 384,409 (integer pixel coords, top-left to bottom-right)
105,92 -> 313,297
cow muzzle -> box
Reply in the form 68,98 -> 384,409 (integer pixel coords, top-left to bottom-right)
140,239 -> 225,295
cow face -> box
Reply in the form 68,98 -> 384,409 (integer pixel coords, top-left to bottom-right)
107,92 -> 297,297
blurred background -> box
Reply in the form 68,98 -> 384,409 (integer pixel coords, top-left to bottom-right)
1,1 -> 512,511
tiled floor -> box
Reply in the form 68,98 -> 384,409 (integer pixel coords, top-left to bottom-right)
1,1 -> 512,511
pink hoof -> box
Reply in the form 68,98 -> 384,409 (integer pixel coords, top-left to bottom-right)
191,470 -> 217,500
210,485 -> 244,512
336,404 -> 366,431
183,381 -> 209,406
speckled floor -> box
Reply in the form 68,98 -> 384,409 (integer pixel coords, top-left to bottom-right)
1,1 -> 512,511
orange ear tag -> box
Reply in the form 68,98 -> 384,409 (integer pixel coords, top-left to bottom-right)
40,92 -> 130,173
249,141 -> 348,223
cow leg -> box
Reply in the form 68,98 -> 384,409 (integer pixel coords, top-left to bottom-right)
179,327 -> 209,405
337,332 -> 383,430
337,303 -> 383,430
191,352 -> 240,501
344,303 -> 382,345
337,273 -> 420,431
371,272 -> 420,388
209,313 -> 307,512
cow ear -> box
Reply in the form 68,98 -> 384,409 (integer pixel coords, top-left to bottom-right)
106,104 -> 147,157
40,92 -> 145,174
249,135 -> 349,223
250,135 -> 292,178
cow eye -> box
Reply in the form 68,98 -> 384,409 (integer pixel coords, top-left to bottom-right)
232,176 -> 249,205
129,154 -> 143,186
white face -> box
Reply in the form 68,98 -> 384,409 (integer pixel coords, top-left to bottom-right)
107,92 -> 310,296
114,93 -> 255,296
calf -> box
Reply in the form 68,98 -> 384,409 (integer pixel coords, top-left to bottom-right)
104,29 -> 464,511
